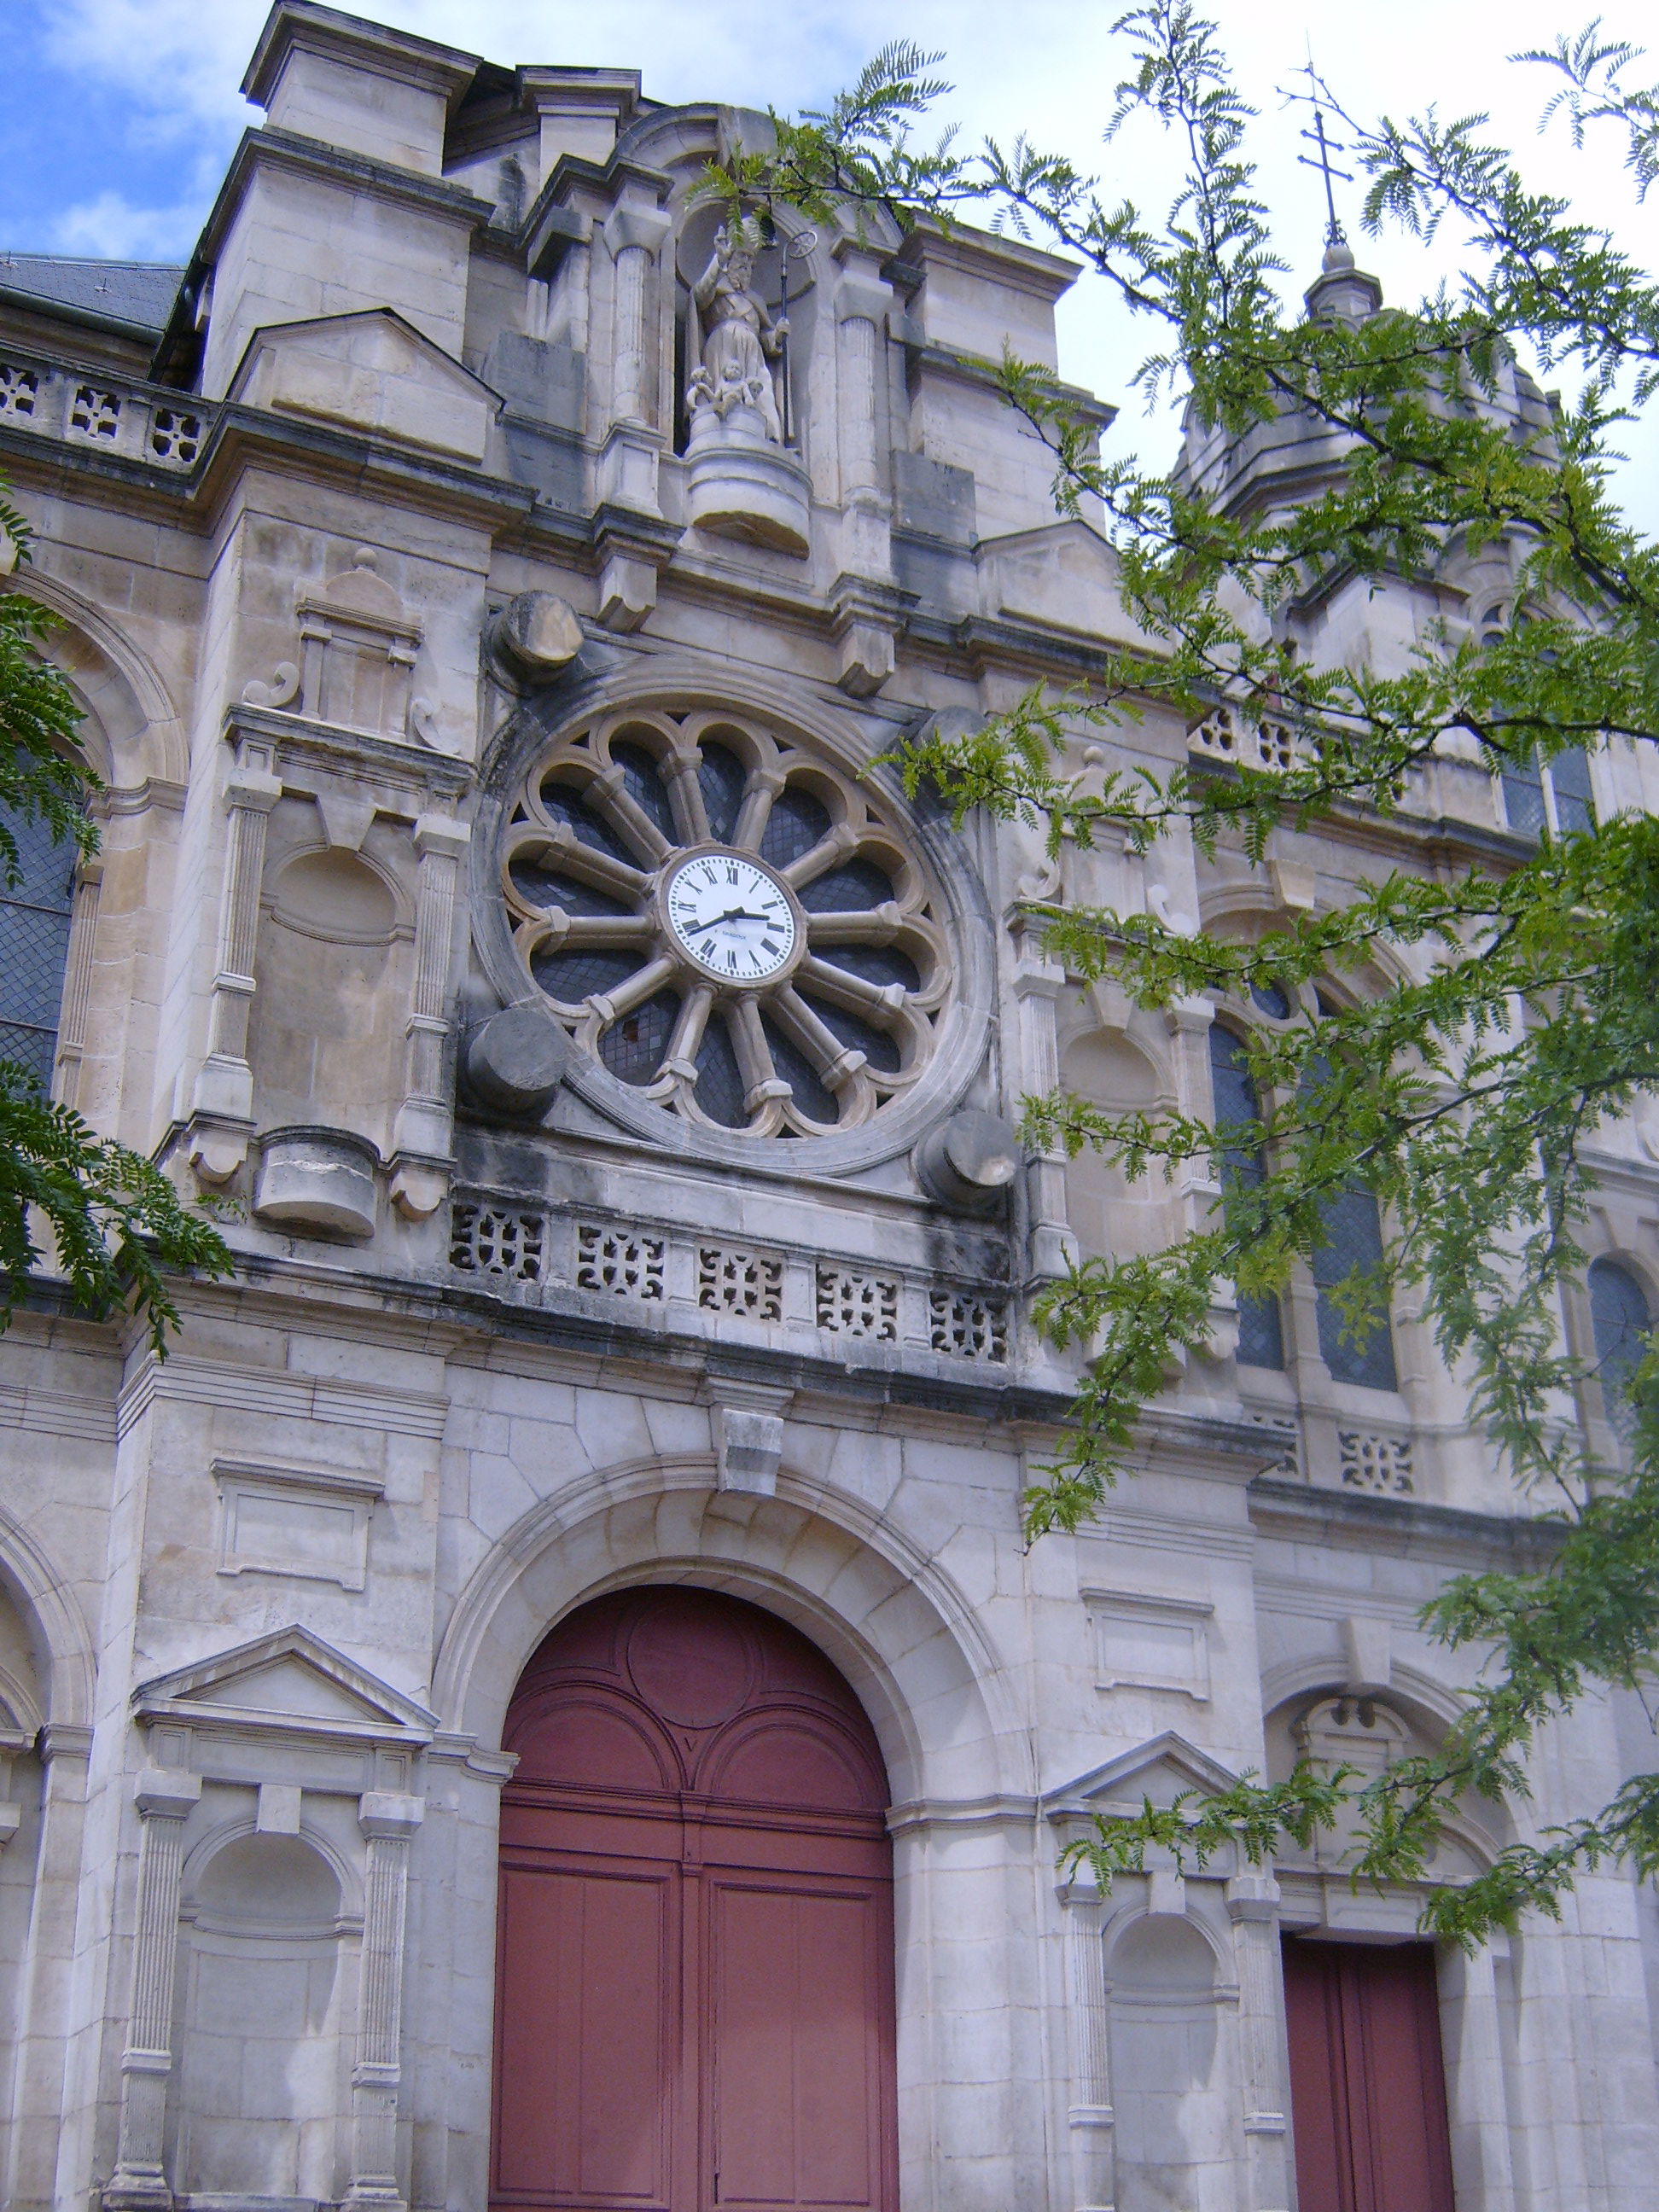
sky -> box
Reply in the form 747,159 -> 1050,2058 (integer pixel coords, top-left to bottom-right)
1,0 -> 1655,515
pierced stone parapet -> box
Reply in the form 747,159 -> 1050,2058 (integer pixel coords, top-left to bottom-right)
0,348 -> 212,470
449,1190 -> 1016,1369
1337,1429 -> 1415,1494
1189,703 -> 1308,773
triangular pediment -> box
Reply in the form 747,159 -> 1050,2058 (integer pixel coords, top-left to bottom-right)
133,1623 -> 436,1743
229,309 -> 501,463
1043,1730 -> 1241,1829
975,518 -> 1121,637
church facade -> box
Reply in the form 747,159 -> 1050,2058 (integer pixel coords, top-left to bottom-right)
0,4 -> 1653,2208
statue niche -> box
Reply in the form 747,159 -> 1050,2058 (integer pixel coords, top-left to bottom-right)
688,219 -> 788,442
680,214 -> 812,558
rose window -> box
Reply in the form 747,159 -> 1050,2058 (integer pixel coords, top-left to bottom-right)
502,709 -> 948,1134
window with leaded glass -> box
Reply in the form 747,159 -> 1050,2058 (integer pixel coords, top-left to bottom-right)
1208,1024 -> 1284,1369
1588,1258 -> 1653,1443
1312,1184 -> 1398,1390
0,805 -> 78,1091
1499,744 -> 1594,839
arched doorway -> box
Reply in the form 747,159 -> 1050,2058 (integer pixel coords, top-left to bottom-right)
492,1585 -> 898,2212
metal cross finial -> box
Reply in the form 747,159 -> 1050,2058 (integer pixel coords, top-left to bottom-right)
1294,53 -> 1353,250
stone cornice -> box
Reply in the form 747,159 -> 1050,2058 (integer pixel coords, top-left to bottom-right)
195,126 -> 496,267
1248,1472 -> 1564,1568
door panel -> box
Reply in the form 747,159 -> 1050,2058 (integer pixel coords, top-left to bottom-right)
1283,1937 -> 1457,2212
495,1860 -> 677,2209
493,1588 -> 897,2212
708,1881 -> 882,2209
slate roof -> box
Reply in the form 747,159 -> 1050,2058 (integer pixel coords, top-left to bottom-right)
0,253 -> 185,337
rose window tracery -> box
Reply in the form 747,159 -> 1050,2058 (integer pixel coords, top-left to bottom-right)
502,710 -> 948,1134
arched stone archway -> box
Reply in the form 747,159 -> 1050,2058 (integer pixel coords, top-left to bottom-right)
492,1585 -> 898,2212
427,1470 -> 1027,2212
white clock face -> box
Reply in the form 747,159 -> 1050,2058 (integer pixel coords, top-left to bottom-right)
664,851 -> 798,983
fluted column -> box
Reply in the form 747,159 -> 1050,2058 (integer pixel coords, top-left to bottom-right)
1227,1872 -> 1291,2212
347,1791 -> 424,2209
1061,1886 -> 1115,2212
52,850 -> 102,1109
104,1769 -> 201,2210
597,198 -> 673,631
188,731 -> 282,1183
389,811 -> 469,1219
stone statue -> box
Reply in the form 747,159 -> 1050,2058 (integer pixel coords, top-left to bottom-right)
687,218 -> 788,444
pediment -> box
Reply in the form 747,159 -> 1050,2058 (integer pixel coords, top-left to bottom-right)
133,1623 -> 436,1744
1043,1730 -> 1241,1831
229,309 -> 500,463
975,519 -> 1121,637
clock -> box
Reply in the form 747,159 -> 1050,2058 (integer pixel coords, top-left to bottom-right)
663,850 -> 799,983
504,709 -> 950,1136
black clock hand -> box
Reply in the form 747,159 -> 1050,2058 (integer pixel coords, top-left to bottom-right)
689,907 -> 771,933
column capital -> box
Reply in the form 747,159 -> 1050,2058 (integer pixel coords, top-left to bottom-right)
133,1769 -> 201,1821
358,1790 -> 424,1842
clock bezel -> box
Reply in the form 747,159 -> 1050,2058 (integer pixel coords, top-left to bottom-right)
655,843 -> 805,990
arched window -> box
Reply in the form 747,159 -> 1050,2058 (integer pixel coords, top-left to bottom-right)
0,806 -> 78,1091
1313,1185 -> 1398,1390
1208,1024 -> 1284,1369
1480,607 -> 1595,837
1588,1258 -> 1653,1441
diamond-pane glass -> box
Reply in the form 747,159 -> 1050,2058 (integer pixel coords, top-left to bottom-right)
1589,1257 -> 1652,1441
0,806 -> 75,1090
762,1016 -> 836,1124
600,989 -> 679,1085
1313,1185 -> 1398,1388
799,858 -> 893,913
509,858 -> 632,917
801,990 -> 900,1074
1208,1025 -> 1283,1369
1501,754 -> 1546,837
817,943 -> 922,992
530,947 -> 644,1003
1551,746 -> 1595,834
538,779 -> 637,865
611,741 -> 674,836
697,742 -> 748,842
694,1010 -> 748,1126
759,784 -> 831,867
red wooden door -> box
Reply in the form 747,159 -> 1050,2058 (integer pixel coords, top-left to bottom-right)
493,1587 -> 897,2212
1283,1937 -> 1457,2212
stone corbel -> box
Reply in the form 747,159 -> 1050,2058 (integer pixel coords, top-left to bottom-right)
828,578 -> 904,699
594,509 -> 681,635
103,1768 -> 202,2212
701,1377 -> 793,1496
347,1791 -> 424,2210
389,811 -> 471,1220
188,732 -> 282,1185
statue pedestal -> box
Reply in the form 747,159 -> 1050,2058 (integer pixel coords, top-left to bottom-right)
685,403 -> 811,556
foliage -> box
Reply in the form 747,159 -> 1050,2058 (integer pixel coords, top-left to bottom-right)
0,502 -> 229,1350
742,6 -> 1659,1944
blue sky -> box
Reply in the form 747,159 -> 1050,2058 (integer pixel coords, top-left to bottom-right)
3,0 -> 1655,514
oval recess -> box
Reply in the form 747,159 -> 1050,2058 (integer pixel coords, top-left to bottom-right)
269,847 -> 399,945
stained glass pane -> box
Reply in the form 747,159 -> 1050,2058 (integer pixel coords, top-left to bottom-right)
694,1010 -> 748,1126
538,780 -> 637,866
1208,1024 -> 1284,1369
697,742 -> 748,843
530,947 -> 643,1004
1313,1186 -> 1398,1388
510,859 -> 632,917
817,942 -> 922,992
0,804 -> 76,1091
763,1016 -> 836,1124
759,784 -> 831,868
599,989 -> 679,1086
799,859 -> 893,913
1589,1258 -> 1652,1441
1249,979 -> 1292,1020
800,990 -> 900,1074
1501,752 -> 1546,838
1550,746 -> 1594,835
609,740 -> 675,836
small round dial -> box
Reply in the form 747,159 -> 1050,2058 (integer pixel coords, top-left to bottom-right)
664,850 -> 798,983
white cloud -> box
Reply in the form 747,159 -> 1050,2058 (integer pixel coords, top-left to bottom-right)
50,190 -> 206,262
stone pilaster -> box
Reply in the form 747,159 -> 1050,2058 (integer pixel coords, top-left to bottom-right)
347,1791 -> 424,2209
187,731 -> 282,1184
389,811 -> 470,1219
52,851 -> 102,1109
1012,923 -> 1074,1280
103,1769 -> 201,2211
1061,1887 -> 1115,2212
1226,1872 -> 1291,2212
